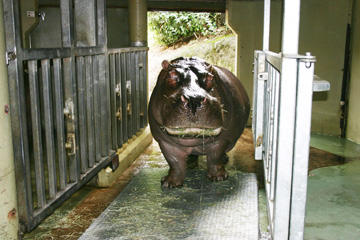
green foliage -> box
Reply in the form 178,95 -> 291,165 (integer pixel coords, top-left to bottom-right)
148,12 -> 226,47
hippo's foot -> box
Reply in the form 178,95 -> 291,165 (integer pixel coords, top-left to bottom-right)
161,174 -> 184,188
207,165 -> 228,182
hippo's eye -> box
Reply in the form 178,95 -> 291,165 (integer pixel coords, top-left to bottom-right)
202,73 -> 213,91
167,78 -> 178,88
167,70 -> 179,88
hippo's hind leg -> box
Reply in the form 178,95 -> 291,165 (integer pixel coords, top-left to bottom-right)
159,141 -> 189,188
206,150 -> 229,181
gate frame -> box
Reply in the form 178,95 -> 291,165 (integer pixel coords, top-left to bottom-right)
252,0 -> 327,239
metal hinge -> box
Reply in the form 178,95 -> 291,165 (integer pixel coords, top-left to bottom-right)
5,51 -> 16,65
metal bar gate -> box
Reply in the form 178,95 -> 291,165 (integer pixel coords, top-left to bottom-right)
2,0 -> 148,232
252,51 -> 316,240
253,0 -> 329,239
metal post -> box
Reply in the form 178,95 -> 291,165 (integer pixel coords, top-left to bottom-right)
0,1 -> 19,238
289,56 -> 315,240
281,0 -> 300,54
263,0 -> 270,51
273,0 -> 301,238
128,0 -> 147,47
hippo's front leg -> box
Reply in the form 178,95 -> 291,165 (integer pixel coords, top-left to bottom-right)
159,141 -> 189,188
206,145 -> 229,181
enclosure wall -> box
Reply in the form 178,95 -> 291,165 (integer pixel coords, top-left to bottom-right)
107,8 -> 130,48
28,7 -> 131,49
0,2 -> 19,239
227,0 -> 350,136
347,0 -> 360,143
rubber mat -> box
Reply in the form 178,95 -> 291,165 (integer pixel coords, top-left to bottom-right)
79,168 -> 259,240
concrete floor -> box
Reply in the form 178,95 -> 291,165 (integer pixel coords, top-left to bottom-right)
24,129 -> 360,239
305,134 -> 360,240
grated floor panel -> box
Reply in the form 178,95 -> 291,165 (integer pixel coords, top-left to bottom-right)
79,168 -> 259,240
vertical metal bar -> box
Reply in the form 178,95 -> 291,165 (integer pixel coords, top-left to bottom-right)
135,51 -> 140,132
61,0 -> 79,182
115,53 -> 123,147
105,54 -> 112,154
144,51 -> 148,125
92,55 -> 101,162
96,0 -> 107,47
63,57 -> 80,182
263,0 -> 270,51
41,59 -> 57,199
98,0 -> 111,154
289,59 -> 314,240
281,0 -> 300,54
252,52 -> 258,138
109,54 -> 118,149
266,65 -> 273,182
99,54 -> 109,156
60,0 -> 73,47
28,60 -> 46,208
76,57 -> 88,174
3,0 -> 33,229
139,51 -> 145,128
126,52 -> 133,139
121,53 -> 128,142
270,69 -> 280,202
85,56 -> 95,168
253,52 -> 265,160
273,0 -> 301,237
273,58 -> 298,239
53,58 -> 67,190
130,52 -> 136,136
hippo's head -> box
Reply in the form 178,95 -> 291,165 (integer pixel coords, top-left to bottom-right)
156,57 -> 224,138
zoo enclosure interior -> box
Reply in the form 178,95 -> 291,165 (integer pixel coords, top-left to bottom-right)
3,0 -> 357,237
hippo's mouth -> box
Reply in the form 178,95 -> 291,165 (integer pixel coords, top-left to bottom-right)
164,127 -> 222,137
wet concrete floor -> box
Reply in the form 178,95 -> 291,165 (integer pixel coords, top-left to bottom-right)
305,134 -> 360,240
24,129 -> 360,239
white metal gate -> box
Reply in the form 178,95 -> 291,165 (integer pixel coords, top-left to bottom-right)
3,0 -> 148,232
252,0 -> 329,239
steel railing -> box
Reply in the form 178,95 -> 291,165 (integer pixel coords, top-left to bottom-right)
252,50 -> 319,239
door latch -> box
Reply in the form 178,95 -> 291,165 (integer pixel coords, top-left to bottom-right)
65,133 -> 76,156
116,107 -> 122,120
5,51 -> 16,65
115,83 -> 121,97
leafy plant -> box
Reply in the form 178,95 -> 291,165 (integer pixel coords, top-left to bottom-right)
148,12 -> 226,47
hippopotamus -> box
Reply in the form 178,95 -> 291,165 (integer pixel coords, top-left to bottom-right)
148,57 -> 250,188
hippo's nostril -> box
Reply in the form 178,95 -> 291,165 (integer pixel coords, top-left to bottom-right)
187,96 -> 204,114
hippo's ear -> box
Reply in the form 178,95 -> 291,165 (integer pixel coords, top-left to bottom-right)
204,73 -> 214,90
206,65 -> 214,74
161,60 -> 170,70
